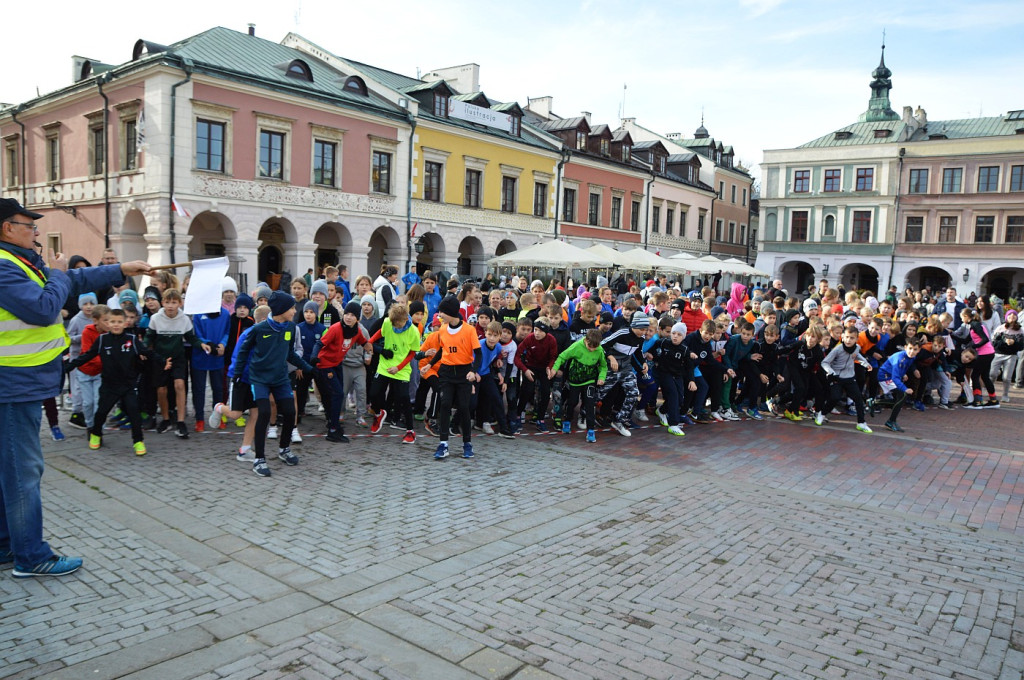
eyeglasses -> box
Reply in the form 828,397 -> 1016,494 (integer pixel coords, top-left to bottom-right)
5,220 -> 37,230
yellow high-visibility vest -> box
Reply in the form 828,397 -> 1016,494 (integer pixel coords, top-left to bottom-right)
0,249 -> 70,367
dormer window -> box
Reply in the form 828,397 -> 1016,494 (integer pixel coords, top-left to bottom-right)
622,145 -> 631,163
433,92 -> 449,117
657,156 -> 666,173
509,115 -> 520,137
600,138 -> 609,156
834,130 -> 852,140
873,129 -> 891,138
285,59 -> 313,82
343,75 -> 368,96
576,130 -> 586,150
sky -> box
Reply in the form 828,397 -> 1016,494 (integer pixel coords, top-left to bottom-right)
4,0 -> 1024,185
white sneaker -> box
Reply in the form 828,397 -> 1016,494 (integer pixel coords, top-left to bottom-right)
723,409 -> 740,421
667,425 -> 684,436
267,425 -> 278,440
482,422 -> 495,435
636,410 -> 649,422
610,421 -> 632,437
814,411 -> 825,426
236,447 -> 255,462
208,403 -> 224,429
856,423 -> 872,434
577,416 -> 586,430
657,410 -> 669,427
291,429 -> 302,444
317,404 -> 325,413
711,410 -> 725,422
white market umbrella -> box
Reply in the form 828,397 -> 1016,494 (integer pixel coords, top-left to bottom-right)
487,239 -> 614,269
617,247 -> 691,274
586,243 -> 623,266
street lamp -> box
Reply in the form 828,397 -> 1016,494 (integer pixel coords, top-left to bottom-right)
48,185 -> 77,217
962,267 -> 969,283
822,263 -> 829,277
746,226 -> 758,264
414,236 -> 427,254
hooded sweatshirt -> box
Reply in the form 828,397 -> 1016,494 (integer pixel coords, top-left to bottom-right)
726,282 -> 747,320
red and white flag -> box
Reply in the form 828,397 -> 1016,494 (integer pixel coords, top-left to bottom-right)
411,222 -> 418,238
171,195 -> 190,218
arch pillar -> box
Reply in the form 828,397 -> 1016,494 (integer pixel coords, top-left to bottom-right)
225,239 -> 261,294
289,244 -> 318,285
345,246 -> 371,280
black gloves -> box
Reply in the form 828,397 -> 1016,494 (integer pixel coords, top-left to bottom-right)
381,349 -> 394,360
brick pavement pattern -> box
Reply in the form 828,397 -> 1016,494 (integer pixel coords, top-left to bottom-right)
2,394 -> 1024,679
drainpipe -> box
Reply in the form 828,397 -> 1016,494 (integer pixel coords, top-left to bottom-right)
886,148 -> 905,292
553,148 -> 570,238
707,195 -> 717,255
406,113 -> 416,275
642,171 -> 655,249
10,104 -> 27,206
169,58 -> 194,264
96,73 -> 112,248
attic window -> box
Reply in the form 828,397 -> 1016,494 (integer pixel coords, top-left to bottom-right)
1017,128 -> 1024,135
928,134 -> 948,140
873,129 -> 891,138
286,60 -> 313,82
834,131 -> 852,140
132,39 -> 170,61
509,115 -> 520,137
1005,110 -> 1024,121
343,75 -> 367,96
622,145 -> 631,163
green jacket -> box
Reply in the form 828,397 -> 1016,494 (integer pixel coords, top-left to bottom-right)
376,318 -> 421,382
552,338 -> 608,386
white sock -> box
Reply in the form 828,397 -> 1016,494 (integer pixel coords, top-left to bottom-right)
239,444 -> 251,454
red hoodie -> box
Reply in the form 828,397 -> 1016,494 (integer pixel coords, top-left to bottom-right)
77,324 -> 103,376
680,306 -> 709,336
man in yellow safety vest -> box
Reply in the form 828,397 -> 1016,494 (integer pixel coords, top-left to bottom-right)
0,198 -> 151,578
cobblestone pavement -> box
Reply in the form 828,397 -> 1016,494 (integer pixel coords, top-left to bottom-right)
3,391 -> 1024,679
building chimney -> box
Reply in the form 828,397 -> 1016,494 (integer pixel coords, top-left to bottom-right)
527,96 -> 553,119
902,106 -> 913,124
581,111 -> 591,124
248,23 -> 256,36
914,106 -> 927,126
666,132 -> 681,140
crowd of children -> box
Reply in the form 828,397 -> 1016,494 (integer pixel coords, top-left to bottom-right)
57,264 -> 1019,475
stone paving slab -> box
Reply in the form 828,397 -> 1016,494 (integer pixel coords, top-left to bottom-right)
1,396 -> 1023,678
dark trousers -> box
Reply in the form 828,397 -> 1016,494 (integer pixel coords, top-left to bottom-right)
370,375 -> 412,431
190,366 -> 224,421
563,383 -> 597,430
415,374 -> 439,419
253,383 -> 296,459
737,360 -> 763,407
476,375 -> 509,432
659,374 -> 686,426
295,369 -> 331,422
683,374 -> 709,415
823,377 -> 866,422
700,362 -> 726,411
436,365 -> 473,445
319,364 -> 346,434
516,369 -> 551,421
91,383 -> 143,444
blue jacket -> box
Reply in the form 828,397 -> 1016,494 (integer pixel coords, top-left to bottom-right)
424,289 -> 442,323
338,277 -> 352,306
878,350 -> 916,391
190,308 -> 231,370
298,320 -> 325,359
233,319 -> 312,387
0,241 -> 126,403
228,326 -> 253,383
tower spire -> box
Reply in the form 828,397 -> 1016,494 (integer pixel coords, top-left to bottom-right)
859,37 -> 899,123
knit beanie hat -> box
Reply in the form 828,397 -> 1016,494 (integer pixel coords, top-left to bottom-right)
533,318 -> 550,332
710,305 -> 725,319
672,322 -> 687,336
409,300 -> 426,317
143,285 -> 161,301
235,294 -> 254,311
344,301 -> 361,317
254,285 -> 272,302
438,295 -> 460,318
1005,308 -> 1018,318
599,311 -> 614,324
78,292 -> 97,306
303,300 -> 320,314
268,291 -> 294,317
222,276 -> 238,293
360,294 -> 376,307
501,321 -> 517,335
119,289 -> 139,306
310,279 -> 329,297
631,311 -> 650,329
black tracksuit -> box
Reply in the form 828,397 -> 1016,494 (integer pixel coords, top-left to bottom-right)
68,330 -> 152,443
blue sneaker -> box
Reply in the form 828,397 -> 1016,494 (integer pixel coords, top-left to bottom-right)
681,415 -> 696,426
434,443 -> 449,460
745,408 -> 764,421
913,401 -> 925,412
12,555 -> 83,579
50,426 -> 65,441
462,442 -> 475,459
562,420 -> 571,434
534,420 -> 548,433
586,430 -> 596,443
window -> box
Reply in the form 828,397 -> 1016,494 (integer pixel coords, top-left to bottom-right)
905,216 -> 923,242
728,221 -> 736,243
908,169 -> 928,194
576,131 -> 586,150
501,176 -> 517,213
46,134 -> 59,182
824,169 -> 840,192
651,206 -> 660,233
790,211 -> 808,241
823,214 -> 836,237
424,161 -> 443,202
1006,216 -> 1024,243
939,216 -> 958,242
464,170 -> 481,207
631,200 -> 640,231
730,185 -> 737,203
196,119 -> 225,172
285,60 -> 313,82
679,210 -> 687,236
978,166 -> 999,192
372,151 -> 391,193
509,116 -> 521,137
975,216 -> 994,242
600,138 -> 609,156
715,219 -> 723,241
343,76 -> 367,96
718,181 -> 725,199
856,168 -> 873,191
433,92 -> 448,118
665,208 -> 674,235
259,130 -> 284,179
588,193 -> 600,226
657,156 -> 666,173
622,145 -> 631,163
313,140 -> 336,186
942,167 -> 962,193
90,126 -> 105,176
697,213 -> 705,240
123,119 -> 137,171
1011,166 -> 1024,192
852,211 -> 871,243
562,188 -> 576,222
741,224 -> 747,244
4,140 -> 17,188
793,170 -> 809,193
533,182 -> 547,217
742,188 -> 747,206
611,196 -> 622,228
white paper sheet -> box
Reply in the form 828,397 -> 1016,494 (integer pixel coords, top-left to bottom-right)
183,257 -> 229,315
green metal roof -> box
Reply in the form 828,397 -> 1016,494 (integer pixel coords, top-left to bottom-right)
908,115 -> 1024,140
798,120 -> 906,148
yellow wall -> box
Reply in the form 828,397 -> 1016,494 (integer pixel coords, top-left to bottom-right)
416,124 -> 557,214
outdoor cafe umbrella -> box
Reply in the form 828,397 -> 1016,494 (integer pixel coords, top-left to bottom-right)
487,239 -> 614,269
